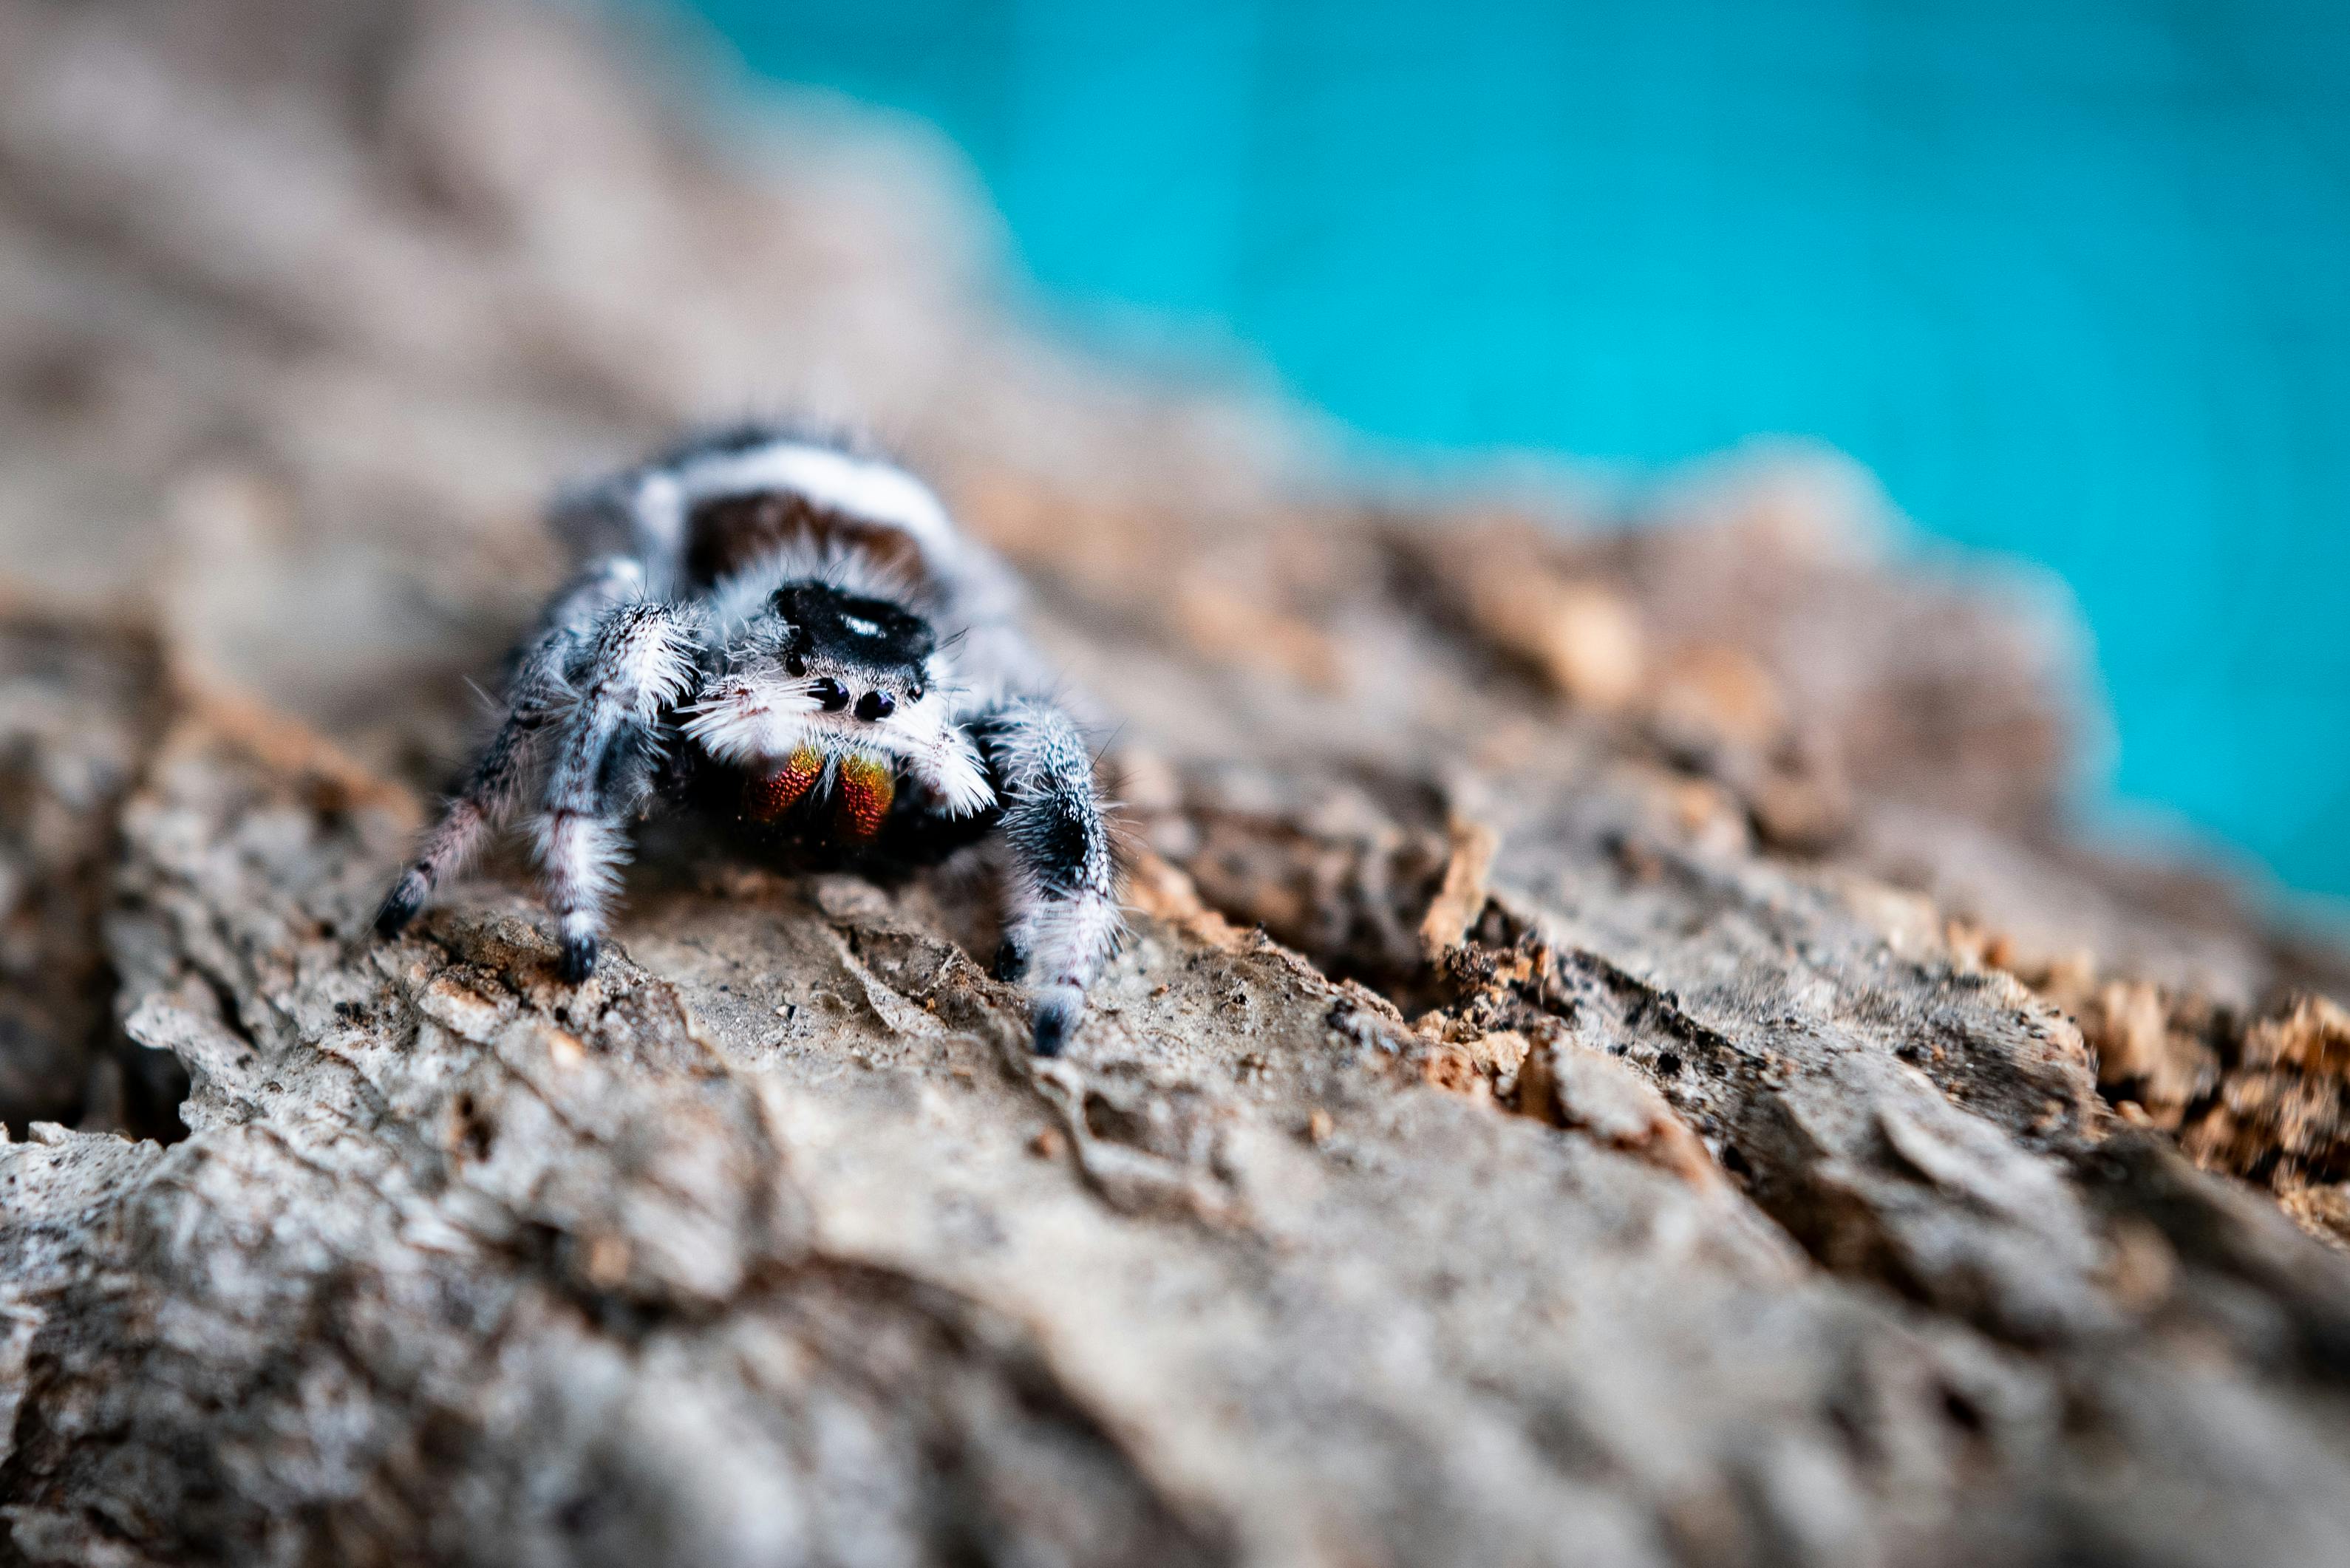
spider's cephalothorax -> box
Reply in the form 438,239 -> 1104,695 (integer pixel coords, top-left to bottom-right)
373,426 -> 1120,1054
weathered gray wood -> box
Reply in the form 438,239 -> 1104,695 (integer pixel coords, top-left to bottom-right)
1,2 -> 2349,1564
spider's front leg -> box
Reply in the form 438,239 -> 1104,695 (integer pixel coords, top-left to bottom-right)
978,698 -> 1122,1055
375,559 -> 641,942
533,601 -> 703,981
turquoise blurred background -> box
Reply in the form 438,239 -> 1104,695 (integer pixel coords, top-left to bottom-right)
683,0 -> 2350,899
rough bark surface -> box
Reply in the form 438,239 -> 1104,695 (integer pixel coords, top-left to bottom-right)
2,2 -> 2349,1564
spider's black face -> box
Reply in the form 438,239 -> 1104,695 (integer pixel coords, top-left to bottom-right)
771,581 -> 935,717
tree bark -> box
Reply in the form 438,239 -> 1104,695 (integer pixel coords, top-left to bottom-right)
1,2 -> 2347,1564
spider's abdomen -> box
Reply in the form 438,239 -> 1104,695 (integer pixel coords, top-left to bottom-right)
684,490 -> 924,590
621,428 -> 964,598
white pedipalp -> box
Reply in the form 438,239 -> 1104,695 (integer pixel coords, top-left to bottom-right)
684,664 -> 996,817
681,664 -> 823,763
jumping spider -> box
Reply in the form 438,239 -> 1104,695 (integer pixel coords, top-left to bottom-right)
375,426 -> 1120,1054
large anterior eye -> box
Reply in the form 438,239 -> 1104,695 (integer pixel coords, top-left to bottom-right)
855,690 -> 895,721
810,678 -> 850,711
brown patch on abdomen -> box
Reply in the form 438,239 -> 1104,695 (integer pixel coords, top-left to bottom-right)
684,492 -> 927,588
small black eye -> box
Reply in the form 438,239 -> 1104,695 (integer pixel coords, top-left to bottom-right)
906,684 -> 925,703
784,652 -> 807,677
855,690 -> 896,722
811,678 -> 849,711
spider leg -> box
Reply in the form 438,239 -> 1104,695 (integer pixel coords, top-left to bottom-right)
375,559 -> 641,939
532,600 -> 702,982
975,697 -> 1121,1055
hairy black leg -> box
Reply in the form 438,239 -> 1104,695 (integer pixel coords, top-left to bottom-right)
533,601 -> 700,982
376,559 -> 640,938
557,933 -> 599,985
972,698 -> 1120,1055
